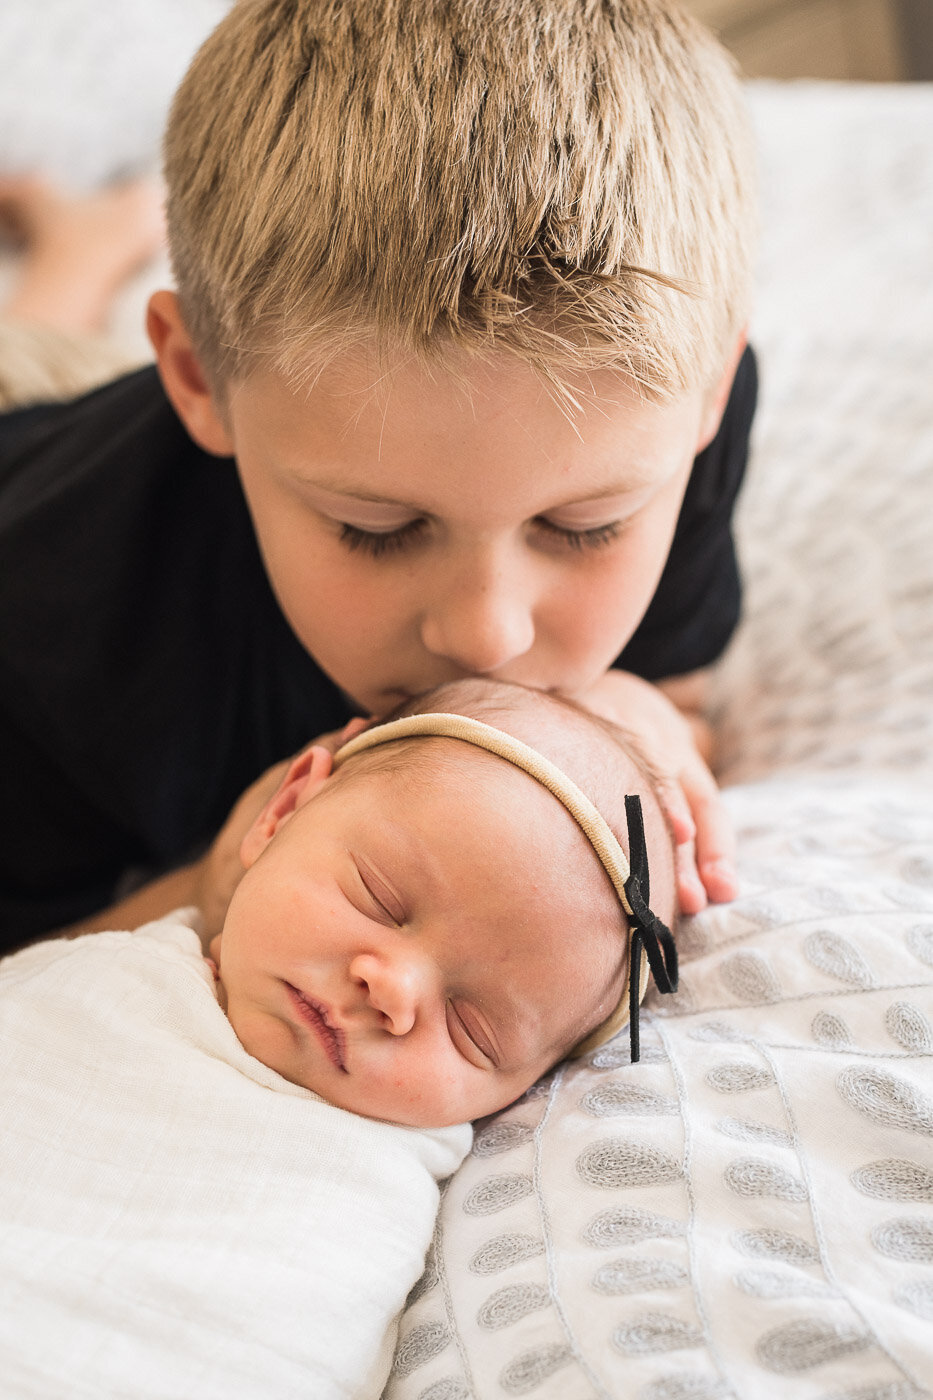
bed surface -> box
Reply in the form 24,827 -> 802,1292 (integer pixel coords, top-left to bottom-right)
1,33 -> 932,1400
386,81 -> 933,1400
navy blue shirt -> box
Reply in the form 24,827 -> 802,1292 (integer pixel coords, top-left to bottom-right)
0,347 -> 756,942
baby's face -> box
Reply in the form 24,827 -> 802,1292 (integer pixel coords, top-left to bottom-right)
213,750 -> 629,1126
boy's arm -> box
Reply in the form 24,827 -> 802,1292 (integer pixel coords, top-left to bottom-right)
51,717 -> 371,947
53,861 -> 208,943
52,756 -> 291,949
577,667 -> 737,915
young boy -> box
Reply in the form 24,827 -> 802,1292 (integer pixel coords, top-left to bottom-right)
0,0 -> 757,947
0,678 -> 675,1398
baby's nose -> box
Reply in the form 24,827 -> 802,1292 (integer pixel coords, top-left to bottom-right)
349,952 -> 422,1035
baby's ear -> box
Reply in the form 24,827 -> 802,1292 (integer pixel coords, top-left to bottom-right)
240,746 -> 334,867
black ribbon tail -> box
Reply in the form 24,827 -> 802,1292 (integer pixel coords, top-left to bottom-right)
623,795 -> 679,1064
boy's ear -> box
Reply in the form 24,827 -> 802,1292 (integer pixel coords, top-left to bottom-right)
695,327 -> 749,453
240,745 -> 335,868
146,290 -> 235,458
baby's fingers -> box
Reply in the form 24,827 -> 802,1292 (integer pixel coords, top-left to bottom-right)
680,759 -> 738,906
654,776 -> 706,915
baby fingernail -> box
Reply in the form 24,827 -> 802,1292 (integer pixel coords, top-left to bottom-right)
704,859 -> 738,894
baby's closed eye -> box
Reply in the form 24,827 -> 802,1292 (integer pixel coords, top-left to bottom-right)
446,999 -> 500,1069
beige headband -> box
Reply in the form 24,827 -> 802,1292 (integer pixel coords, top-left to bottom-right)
333,712 -> 650,1054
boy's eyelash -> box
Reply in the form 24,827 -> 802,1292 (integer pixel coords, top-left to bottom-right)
533,518 -> 622,551
338,517 -> 621,558
339,519 -> 428,557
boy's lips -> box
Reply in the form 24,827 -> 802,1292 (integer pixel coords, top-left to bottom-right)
285,983 -> 348,1072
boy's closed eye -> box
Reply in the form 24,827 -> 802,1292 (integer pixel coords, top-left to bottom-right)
337,516 -> 625,559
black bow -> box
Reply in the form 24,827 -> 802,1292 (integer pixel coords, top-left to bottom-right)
623,794 -> 678,1063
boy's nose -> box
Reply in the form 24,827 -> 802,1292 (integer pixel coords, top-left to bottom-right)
349,952 -> 423,1036
419,570 -> 535,675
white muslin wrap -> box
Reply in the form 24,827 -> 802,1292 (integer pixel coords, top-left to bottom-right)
0,913 -> 471,1399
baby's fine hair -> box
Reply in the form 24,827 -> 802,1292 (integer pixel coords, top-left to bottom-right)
164,0 -> 756,402
339,678 -> 677,929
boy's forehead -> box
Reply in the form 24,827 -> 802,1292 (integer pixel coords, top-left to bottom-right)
229,351 -> 707,498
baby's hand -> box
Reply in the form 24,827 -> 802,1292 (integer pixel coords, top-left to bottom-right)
195,717 -> 370,939
575,670 -> 737,914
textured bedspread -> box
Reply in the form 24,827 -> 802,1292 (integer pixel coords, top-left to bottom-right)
386,773 -> 933,1399
386,82 -> 933,1400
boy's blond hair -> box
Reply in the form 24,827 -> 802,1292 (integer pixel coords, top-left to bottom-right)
165,0 -> 756,401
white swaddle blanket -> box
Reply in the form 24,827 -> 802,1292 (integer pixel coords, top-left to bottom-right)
0,914 -> 471,1399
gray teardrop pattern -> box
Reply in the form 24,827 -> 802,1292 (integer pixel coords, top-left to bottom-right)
884,1001 -> 933,1053
808,885 -> 855,914
581,1082 -> 679,1117
837,1066 -> 933,1135
689,1022 -> 745,1043
850,1158 -> 933,1201
468,1233 -> 544,1275
732,1228 -> 819,1265
716,1117 -> 793,1148
576,1138 -> 682,1189
499,1344 -> 573,1395
719,950 -> 782,1003
613,1313 -> 702,1356
803,931 -> 875,987
906,924 -> 933,967
871,1216 -> 933,1261
894,1279 -> 933,1320
590,1042 -> 667,1068
740,898 -> 784,929
822,1384 -> 924,1400
592,1256 -> 688,1295
723,1157 -> 807,1202
705,1063 -> 775,1094
755,1318 -> 870,1373
637,1376 -> 732,1400
734,1268 -> 832,1299
417,1382 -> 470,1400
393,1321 -> 451,1378
811,1010 -> 853,1049
582,1206 -> 686,1248
477,1283 -> 550,1331
471,1122 -> 535,1157
902,854 -> 933,887
463,1174 -> 533,1216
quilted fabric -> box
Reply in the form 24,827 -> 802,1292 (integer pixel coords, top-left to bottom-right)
712,82 -> 933,787
385,775 -> 933,1400
386,81 -> 933,1400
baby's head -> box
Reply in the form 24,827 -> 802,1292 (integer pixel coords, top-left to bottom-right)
213,680 -> 675,1126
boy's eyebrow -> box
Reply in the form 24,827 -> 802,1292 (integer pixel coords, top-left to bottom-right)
291,475 -> 653,511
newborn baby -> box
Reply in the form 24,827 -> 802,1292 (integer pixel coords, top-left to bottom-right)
0,678 -> 675,1400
